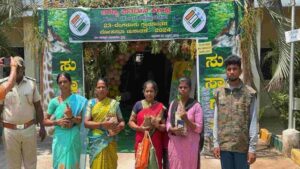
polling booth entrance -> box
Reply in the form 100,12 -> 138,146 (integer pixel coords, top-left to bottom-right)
38,1 -> 242,153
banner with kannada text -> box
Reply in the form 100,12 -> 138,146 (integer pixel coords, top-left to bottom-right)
68,3 -> 211,42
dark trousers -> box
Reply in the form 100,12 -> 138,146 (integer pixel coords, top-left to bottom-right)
220,151 -> 249,169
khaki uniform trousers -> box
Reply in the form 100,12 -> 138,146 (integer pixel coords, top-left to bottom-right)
2,125 -> 37,169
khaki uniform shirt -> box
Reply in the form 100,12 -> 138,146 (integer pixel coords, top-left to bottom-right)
0,76 -> 41,124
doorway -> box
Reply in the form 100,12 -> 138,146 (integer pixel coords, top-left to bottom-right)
120,50 -> 172,108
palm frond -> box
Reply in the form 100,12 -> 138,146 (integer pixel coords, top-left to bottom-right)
258,0 -> 300,90
0,0 -> 24,24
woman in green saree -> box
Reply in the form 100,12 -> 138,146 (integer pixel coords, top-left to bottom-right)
44,72 -> 87,169
84,78 -> 125,169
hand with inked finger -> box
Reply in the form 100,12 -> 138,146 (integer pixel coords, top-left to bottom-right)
64,103 -> 73,119
58,103 -> 74,128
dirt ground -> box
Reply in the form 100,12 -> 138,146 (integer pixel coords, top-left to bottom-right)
1,136 -> 300,169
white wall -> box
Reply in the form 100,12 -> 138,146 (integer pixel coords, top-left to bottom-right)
23,17 -> 39,85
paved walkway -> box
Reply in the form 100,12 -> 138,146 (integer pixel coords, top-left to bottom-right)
1,136 -> 300,169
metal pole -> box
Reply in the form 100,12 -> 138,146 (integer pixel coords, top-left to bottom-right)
196,39 -> 200,102
288,0 -> 296,129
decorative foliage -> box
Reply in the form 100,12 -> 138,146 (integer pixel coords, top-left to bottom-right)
151,40 -> 162,54
190,39 -> 196,60
180,40 -> 190,54
84,42 -> 132,98
83,38 -> 196,98
42,0 -> 205,8
168,40 -> 180,57
106,53 -> 130,98
119,42 -> 129,54
101,42 -> 115,58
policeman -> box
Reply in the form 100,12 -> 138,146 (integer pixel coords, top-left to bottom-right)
0,56 -> 46,169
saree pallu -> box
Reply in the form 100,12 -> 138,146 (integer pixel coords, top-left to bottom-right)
87,98 -> 118,169
135,102 -> 164,169
50,94 -> 87,169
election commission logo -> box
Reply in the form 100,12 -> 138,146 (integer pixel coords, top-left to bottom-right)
182,7 -> 206,33
69,11 -> 90,36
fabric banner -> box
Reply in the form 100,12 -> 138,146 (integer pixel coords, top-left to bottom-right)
196,1 -> 242,154
68,3 -> 212,42
198,46 -> 232,154
38,9 -> 84,108
38,9 -> 87,169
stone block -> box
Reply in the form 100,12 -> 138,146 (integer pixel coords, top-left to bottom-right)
282,129 -> 300,157
291,149 -> 300,166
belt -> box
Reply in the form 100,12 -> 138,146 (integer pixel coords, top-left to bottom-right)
2,119 -> 35,130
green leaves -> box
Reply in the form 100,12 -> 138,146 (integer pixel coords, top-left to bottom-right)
151,40 -> 161,54
257,0 -> 300,90
101,42 -> 115,58
119,42 -> 129,54
168,40 -> 180,57
115,95 -> 121,102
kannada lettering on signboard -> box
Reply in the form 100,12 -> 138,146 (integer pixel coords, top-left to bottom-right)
68,3 -> 209,42
204,77 -> 225,89
198,41 -> 212,55
60,59 -> 77,71
205,54 -> 224,68
59,58 -> 80,93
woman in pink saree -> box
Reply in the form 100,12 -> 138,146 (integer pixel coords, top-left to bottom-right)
128,80 -> 166,169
